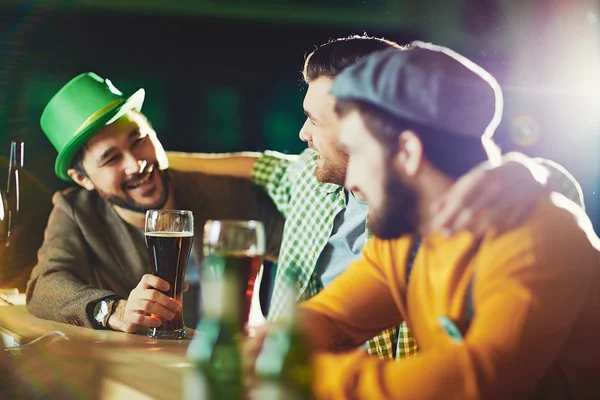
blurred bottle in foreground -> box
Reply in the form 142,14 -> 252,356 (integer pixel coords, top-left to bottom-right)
186,250 -> 244,399
254,267 -> 312,399
0,141 -> 49,292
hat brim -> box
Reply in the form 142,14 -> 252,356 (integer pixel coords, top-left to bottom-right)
55,88 -> 146,181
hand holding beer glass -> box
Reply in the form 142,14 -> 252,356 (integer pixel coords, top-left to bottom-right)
202,220 -> 265,331
145,210 -> 194,339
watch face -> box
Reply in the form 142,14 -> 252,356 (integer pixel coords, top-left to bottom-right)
95,301 -> 109,322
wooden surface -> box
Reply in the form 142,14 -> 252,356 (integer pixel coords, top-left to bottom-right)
0,302 -> 194,348
0,302 -> 199,399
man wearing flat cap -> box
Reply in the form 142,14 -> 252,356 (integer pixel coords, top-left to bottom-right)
172,36 -> 585,363
26,73 -> 284,332
246,42 -> 600,399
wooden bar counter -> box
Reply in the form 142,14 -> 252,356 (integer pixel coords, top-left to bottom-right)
0,298 -> 198,399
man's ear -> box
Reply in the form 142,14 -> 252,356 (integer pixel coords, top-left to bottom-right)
67,169 -> 95,191
395,130 -> 424,178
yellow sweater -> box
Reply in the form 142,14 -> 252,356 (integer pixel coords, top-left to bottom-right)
301,194 -> 600,399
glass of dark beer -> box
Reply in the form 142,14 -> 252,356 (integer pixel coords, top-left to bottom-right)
145,209 -> 194,339
202,220 -> 265,331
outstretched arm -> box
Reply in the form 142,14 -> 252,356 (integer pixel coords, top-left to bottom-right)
167,150 -> 301,218
166,151 -> 262,179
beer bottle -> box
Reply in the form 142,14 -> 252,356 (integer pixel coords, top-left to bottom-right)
4,141 -> 23,247
186,255 -> 244,400
254,267 -> 312,399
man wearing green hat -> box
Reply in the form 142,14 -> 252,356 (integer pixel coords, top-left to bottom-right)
26,72 -> 284,332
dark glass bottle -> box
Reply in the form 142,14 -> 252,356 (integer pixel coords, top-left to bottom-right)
187,254 -> 244,400
4,141 -> 23,247
254,267 -> 312,399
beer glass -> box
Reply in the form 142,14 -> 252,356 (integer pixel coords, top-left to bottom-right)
145,210 -> 194,339
202,220 -> 265,330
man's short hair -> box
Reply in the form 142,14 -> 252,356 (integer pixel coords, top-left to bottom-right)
303,34 -> 404,83
336,99 -> 496,179
71,144 -> 88,177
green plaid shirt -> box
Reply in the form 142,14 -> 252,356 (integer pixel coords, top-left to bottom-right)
252,149 -> 417,360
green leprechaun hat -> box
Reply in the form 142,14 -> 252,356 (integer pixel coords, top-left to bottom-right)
40,72 -> 145,181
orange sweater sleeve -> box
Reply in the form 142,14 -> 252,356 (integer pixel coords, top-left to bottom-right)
310,197 -> 600,399
300,237 -> 407,352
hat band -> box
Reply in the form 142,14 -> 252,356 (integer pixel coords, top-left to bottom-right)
73,99 -> 122,137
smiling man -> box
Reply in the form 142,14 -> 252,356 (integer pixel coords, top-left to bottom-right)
170,36 -> 585,361
26,72 -> 284,332
69,112 -> 170,214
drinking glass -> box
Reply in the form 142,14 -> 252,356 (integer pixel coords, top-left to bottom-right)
202,220 -> 265,330
145,209 -> 194,339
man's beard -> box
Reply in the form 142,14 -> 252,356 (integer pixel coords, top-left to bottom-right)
96,168 -> 170,214
315,161 -> 346,185
313,147 -> 349,186
368,168 -> 418,240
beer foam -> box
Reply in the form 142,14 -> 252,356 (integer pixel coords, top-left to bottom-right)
145,231 -> 194,237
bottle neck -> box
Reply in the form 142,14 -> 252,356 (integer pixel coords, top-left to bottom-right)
7,141 -> 23,195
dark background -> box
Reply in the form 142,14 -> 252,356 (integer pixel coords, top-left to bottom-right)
1,0 -> 599,229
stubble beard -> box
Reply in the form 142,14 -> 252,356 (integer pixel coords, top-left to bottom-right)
313,148 -> 349,186
96,168 -> 170,214
314,161 -> 347,186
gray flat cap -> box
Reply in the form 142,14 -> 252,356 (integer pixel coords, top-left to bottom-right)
330,41 -> 503,139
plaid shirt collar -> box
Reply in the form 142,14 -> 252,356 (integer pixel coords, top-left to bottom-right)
318,182 -> 341,194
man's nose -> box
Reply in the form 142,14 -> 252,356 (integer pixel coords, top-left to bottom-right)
299,119 -> 312,143
123,153 -> 146,175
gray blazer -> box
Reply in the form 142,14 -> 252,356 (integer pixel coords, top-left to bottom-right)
26,170 -> 284,328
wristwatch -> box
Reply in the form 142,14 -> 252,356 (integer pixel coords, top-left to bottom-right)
93,298 -> 117,328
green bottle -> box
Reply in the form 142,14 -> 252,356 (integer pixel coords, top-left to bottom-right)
187,254 -> 244,400
254,268 -> 312,399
